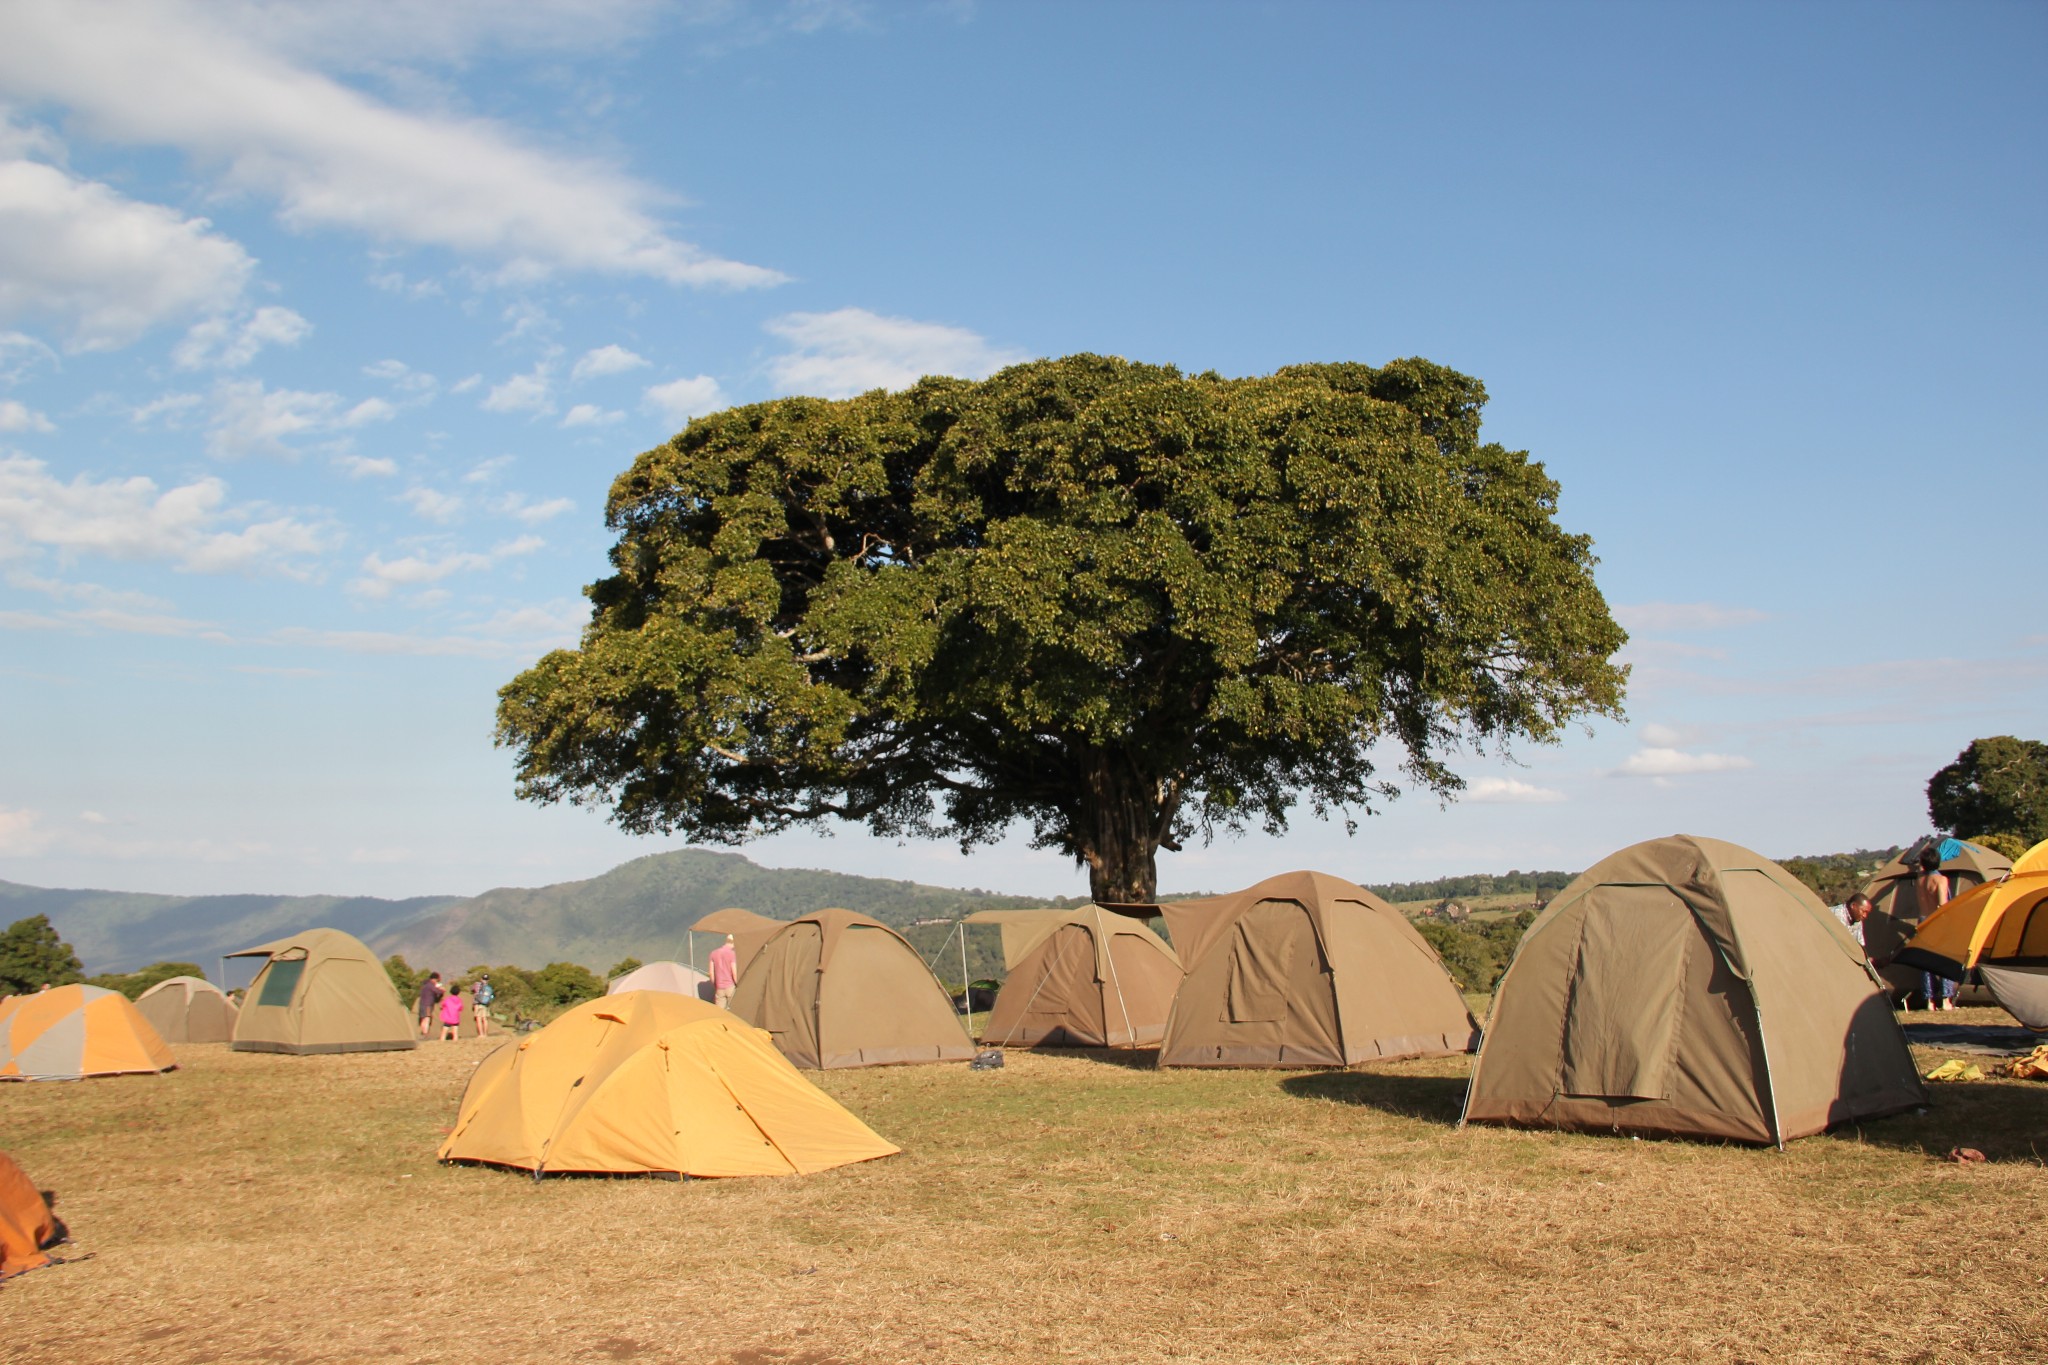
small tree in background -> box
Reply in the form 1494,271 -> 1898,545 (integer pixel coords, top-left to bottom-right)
607,957 -> 644,982
1929,736 -> 2048,849
1966,831 -> 2031,862
0,915 -> 85,995
87,961 -> 209,1000
384,954 -> 427,1002
529,962 -> 604,1007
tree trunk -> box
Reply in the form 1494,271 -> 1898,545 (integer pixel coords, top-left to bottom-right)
1074,749 -> 1176,905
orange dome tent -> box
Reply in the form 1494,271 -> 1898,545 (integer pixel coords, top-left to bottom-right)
0,1152 -> 61,1279
439,992 -> 899,1178
0,984 -> 175,1081
1897,838 -> 2048,1030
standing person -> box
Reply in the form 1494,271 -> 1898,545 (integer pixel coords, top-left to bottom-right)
416,971 -> 443,1038
708,934 -> 739,1010
1915,844 -> 1956,1011
439,983 -> 464,1041
472,973 -> 495,1038
1832,892 -> 1873,950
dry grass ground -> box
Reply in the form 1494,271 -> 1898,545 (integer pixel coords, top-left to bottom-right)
3,1005 -> 2044,1365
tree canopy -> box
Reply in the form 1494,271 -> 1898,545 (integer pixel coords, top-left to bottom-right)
498,355 -> 1629,902
0,914 -> 85,995
1928,736 -> 2048,849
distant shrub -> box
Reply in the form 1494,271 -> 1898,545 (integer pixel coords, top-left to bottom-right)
87,960 -> 208,1000
529,961 -> 604,1007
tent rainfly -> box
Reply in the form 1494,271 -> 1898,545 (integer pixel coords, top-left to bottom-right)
0,984 -> 175,1081
1896,838 -> 2048,1030
689,908 -> 788,977
1860,838 -> 2012,1001
227,928 -> 417,1054
719,908 -> 975,1068
607,960 -> 712,1002
0,1151 -> 61,1279
439,991 -> 899,1178
1463,834 -> 1926,1146
134,975 -> 239,1044
965,906 -> 1182,1048
1145,870 -> 1479,1068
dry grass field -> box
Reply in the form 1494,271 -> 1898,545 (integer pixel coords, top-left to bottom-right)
4,1006 -> 2044,1365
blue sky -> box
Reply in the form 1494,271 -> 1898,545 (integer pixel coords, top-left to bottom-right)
0,0 -> 2042,900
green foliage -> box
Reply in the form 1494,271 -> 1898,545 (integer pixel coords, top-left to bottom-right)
607,957 -> 644,981
528,961 -> 604,1007
1928,737 -> 2048,848
1368,870 -> 1576,904
496,354 -> 1628,903
383,954 -> 426,1001
1778,848 -> 1902,906
1967,831 -> 2031,862
1414,909 -> 1537,992
86,961 -> 208,1000
0,914 -> 85,995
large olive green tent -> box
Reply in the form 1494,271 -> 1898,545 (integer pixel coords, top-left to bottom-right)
1150,871 -> 1479,1068
134,975 -> 238,1043
724,909 -> 974,1069
1463,835 -> 1924,1146
1861,838 -> 2011,1002
965,906 -> 1182,1048
227,928 -> 417,1054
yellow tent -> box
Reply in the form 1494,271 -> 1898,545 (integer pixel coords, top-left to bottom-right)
0,984 -> 175,1081
438,991 -> 899,1178
1897,839 -> 2048,1029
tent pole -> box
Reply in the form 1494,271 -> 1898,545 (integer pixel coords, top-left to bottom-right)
961,919 -> 970,1033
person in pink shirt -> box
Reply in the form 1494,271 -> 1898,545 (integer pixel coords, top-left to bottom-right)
708,935 -> 739,1010
438,983 -> 464,1040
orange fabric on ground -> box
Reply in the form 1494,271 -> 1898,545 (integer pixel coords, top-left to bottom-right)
0,1152 -> 56,1278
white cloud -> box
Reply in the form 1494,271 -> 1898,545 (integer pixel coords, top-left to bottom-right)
271,596 -> 585,658
763,307 -> 1028,398
561,403 -> 624,428
0,152 -> 254,351
642,374 -> 726,426
0,806 -> 52,856
1612,601 -> 1768,632
334,454 -> 397,479
132,392 -> 205,427
171,305 -> 311,370
0,399 -> 53,433
363,357 -> 438,400
1465,777 -> 1567,804
347,534 -> 543,600
1639,722 -> 1685,747
205,378 -> 392,457
572,343 -> 649,381
449,374 -> 483,395
464,455 -> 513,484
399,486 -> 463,523
0,330 -> 60,385
483,365 -> 553,415
1614,747 -> 1756,777
0,452 -> 331,576
0,5 -> 784,289
496,493 -> 574,525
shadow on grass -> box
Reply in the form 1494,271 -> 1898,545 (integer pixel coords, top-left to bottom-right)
1834,1081 -> 2048,1165
999,1046 -> 1162,1071
1278,1071 -> 1468,1126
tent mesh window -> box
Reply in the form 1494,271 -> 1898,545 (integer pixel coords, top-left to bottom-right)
257,957 -> 307,1008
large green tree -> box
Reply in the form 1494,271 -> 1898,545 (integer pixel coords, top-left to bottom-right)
498,356 -> 1628,903
1928,736 -> 2048,848
0,914 -> 85,995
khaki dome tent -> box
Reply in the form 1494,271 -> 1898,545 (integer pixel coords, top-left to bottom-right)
689,908 -> 788,977
134,975 -> 239,1044
440,992 -> 899,1178
723,908 -> 975,1069
0,984 -> 175,1081
966,906 -> 1182,1048
1463,835 -> 1925,1146
228,928 -> 416,1054
607,960 -> 712,1002
1896,839 -> 2048,1030
1861,838 -> 2011,1002
1150,871 -> 1479,1068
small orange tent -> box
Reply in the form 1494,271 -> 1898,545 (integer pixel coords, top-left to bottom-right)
0,984 -> 175,1081
1897,838 -> 2048,1029
439,992 -> 899,1178
0,1152 -> 60,1279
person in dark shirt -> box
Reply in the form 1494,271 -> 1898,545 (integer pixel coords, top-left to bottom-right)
416,971 -> 443,1038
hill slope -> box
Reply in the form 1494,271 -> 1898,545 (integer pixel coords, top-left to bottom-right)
367,848 -> 1050,975
0,881 -> 458,975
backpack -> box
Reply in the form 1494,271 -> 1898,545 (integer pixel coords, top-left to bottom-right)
475,981 -> 495,1005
